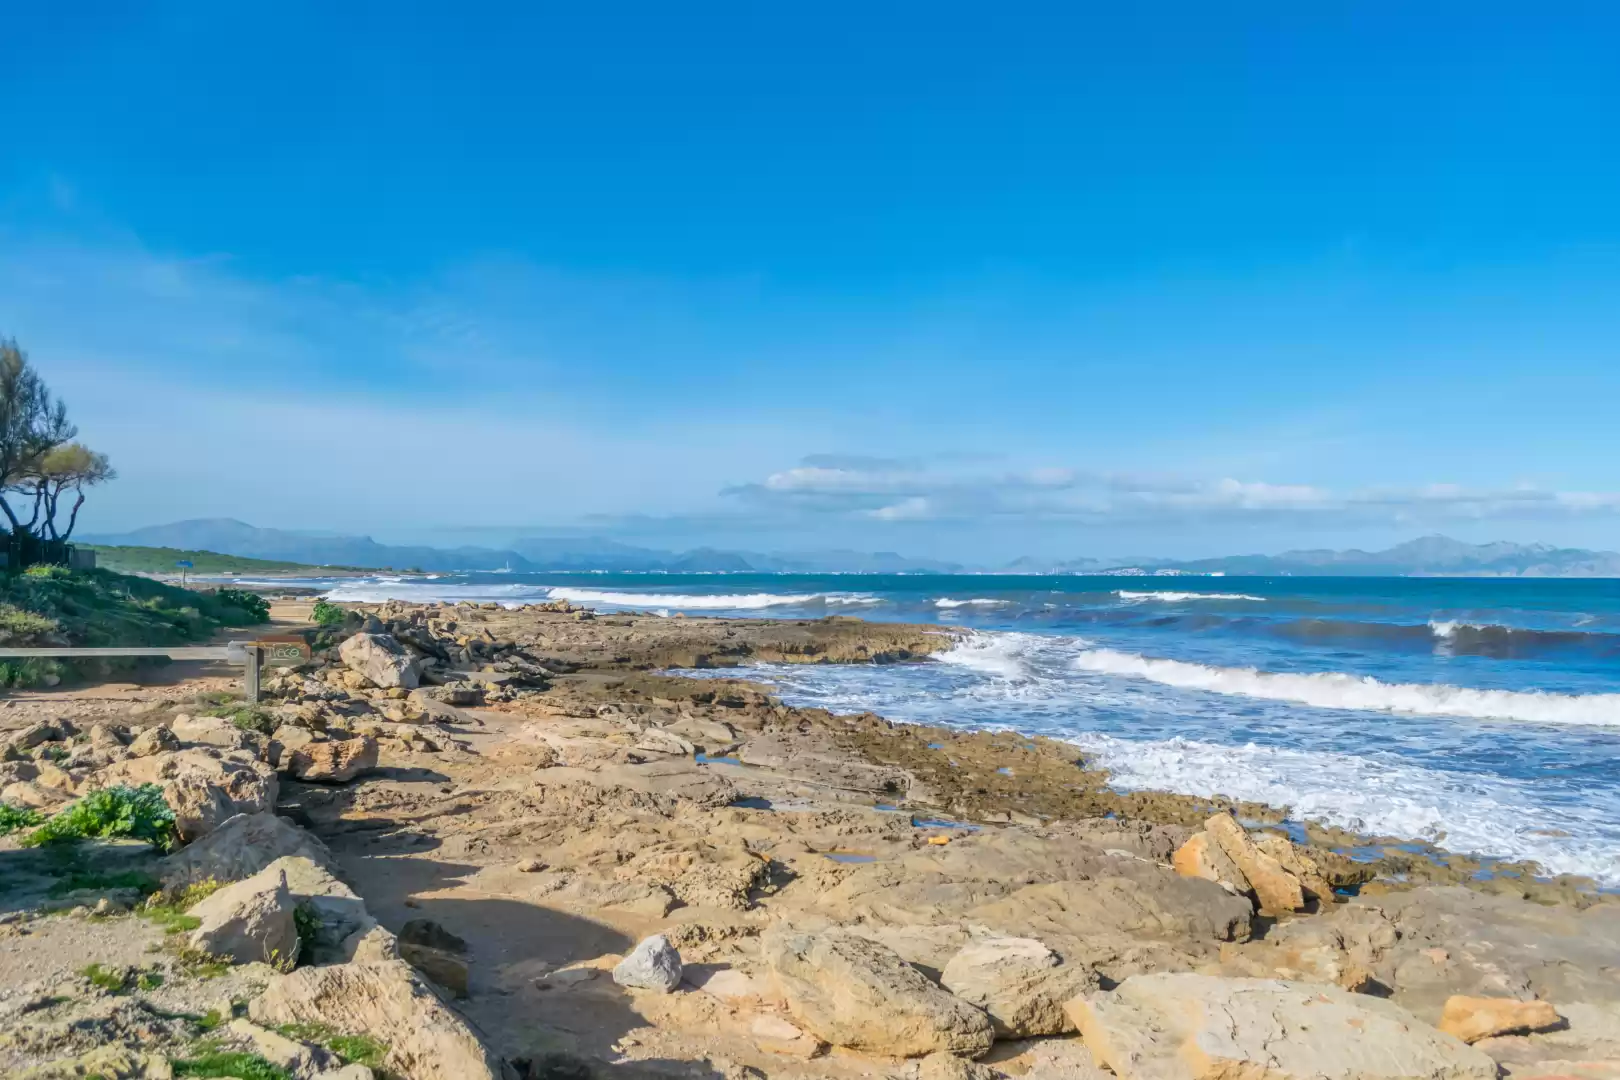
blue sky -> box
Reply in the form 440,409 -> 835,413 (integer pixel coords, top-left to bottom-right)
2,2 -> 1618,561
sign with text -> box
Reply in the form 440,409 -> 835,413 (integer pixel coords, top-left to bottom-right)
254,636 -> 313,667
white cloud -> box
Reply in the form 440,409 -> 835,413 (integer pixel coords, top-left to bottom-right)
723,458 -> 1620,530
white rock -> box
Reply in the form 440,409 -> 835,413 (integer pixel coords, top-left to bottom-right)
612,934 -> 683,992
339,633 -> 420,690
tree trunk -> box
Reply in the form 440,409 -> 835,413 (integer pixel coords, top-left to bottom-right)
61,491 -> 86,542
0,493 -> 21,533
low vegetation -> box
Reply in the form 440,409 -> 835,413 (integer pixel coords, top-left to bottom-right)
310,598 -> 348,628
0,564 -> 272,688
274,1021 -> 389,1071
172,1050 -> 293,1080
85,544 -> 331,576
0,802 -> 42,834
21,783 -> 177,850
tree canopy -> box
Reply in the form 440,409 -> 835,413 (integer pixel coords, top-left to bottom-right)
0,339 -> 114,553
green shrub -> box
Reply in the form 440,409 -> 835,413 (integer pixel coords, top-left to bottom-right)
274,1022 -> 388,1070
201,702 -> 276,735
82,962 -> 131,991
214,588 -> 271,623
22,784 -> 177,850
311,599 -> 347,628
0,802 -> 43,835
139,878 -> 222,933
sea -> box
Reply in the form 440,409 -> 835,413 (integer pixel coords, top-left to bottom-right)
241,571 -> 1620,886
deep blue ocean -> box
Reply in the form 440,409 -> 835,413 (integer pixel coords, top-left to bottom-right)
248,571 -> 1620,884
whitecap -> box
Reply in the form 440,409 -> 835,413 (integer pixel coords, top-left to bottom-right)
1072,648 -> 1620,728
1116,590 -> 1265,603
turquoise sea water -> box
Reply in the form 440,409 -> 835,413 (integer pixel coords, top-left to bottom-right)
256,571 -> 1620,884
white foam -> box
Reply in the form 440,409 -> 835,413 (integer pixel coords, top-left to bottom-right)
936,632 -> 1049,680
1072,648 -> 1620,728
1073,732 -> 1620,884
1116,590 -> 1265,602
934,598 -> 1009,608
544,587 -> 821,610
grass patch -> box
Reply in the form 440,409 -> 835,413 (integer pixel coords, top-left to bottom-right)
22,784 -> 176,851
0,802 -> 42,835
274,1022 -> 389,1071
201,703 -> 277,735
172,1051 -> 293,1080
81,962 -> 130,991
79,963 -> 163,993
139,879 -> 222,934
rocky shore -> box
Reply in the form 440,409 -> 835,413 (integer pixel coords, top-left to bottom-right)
1,602 -> 1617,1079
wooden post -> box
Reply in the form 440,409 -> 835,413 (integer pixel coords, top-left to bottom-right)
244,645 -> 262,705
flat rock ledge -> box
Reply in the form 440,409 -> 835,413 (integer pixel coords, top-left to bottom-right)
1066,973 -> 1498,1080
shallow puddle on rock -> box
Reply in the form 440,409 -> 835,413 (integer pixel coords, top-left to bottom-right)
822,851 -> 879,864
695,752 -> 744,766
911,817 -> 982,831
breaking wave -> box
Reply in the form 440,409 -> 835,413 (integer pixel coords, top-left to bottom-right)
1116,590 -> 1266,602
934,598 -> 1009,608
1072,647 -> 1620,728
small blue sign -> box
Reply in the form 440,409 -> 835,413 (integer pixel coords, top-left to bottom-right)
176,560 -> 193,568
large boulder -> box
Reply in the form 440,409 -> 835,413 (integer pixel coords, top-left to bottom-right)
187,863 -> 300,969
763,928 -> 994,1058
1203,813 -> 1306,916
612,934 -> 682,993
339,633 -> 420,690
250,960 -> 504,1080
170,713 -> 255,750
941,935 -> 1099,1037
289,736 -> 379,783
95,749 -> 278,841
159,812 -> 334,887
1065,973 -> 1497,1080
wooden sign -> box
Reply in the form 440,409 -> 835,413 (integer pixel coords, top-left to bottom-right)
254,636 -> 313,667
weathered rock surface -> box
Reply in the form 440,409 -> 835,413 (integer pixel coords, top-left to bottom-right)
1172,831 -> 1247,895
763,927 -> 995,1058
187,864 -> 299,968
613,934 -> 683,993
159,811 -> 334,887
126,725 -> 178,758
1438,994 -> 1563,1043
226,1017 -> 337,1076
1066,973 -> 1498,1080
289,736 -> 379,783
169,714 -> 252,750
941,934 -> 1099,1037
1204,813 -> 1307,915
339,633 -> 420,690
95,749 -> 278,841
250,960 -> 505,1080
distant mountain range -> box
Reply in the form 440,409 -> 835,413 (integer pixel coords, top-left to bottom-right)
82,519 -> 966,574
83,520 -> 1620,577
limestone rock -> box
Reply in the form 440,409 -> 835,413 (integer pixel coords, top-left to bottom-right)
159,811 -> 334,887
942,935 -> 1100,1037
314,1068 -> 375,1080
268,725 -> 319,769
1253,832 -> 1336,903
170,713 -> 253,750
763,927 -> 994,1058
289,736 -> 379,783
339,633 -> 420,690
96,748 -> 278,841
613,933 -> 683,993
917,1053 -> 1001,1080
14,1045 -> 173,1078
250,959 -> 505,1080
750,1015 -> 823,1057
1437,995 -> 1563,1043
187,864 -> 300,968
400,918 -> 471,998
1065,973 -> 1497,1080
1172,831 -> 1247,895
1205,813 -> 1306,916
1,779 -> 73,810
127,725 -> 178,758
